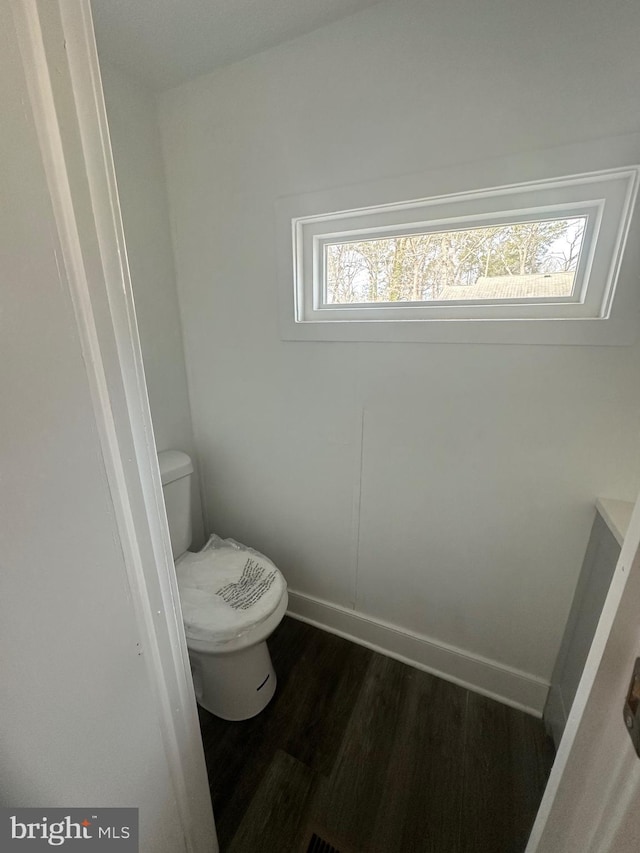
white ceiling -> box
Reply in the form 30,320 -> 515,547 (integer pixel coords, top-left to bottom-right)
91,0 -> 383,91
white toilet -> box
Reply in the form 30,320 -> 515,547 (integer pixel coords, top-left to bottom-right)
158,450 -> 288,721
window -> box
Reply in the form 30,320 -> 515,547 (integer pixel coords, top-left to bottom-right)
324,216 -> 587,306
277,163 -> 639,345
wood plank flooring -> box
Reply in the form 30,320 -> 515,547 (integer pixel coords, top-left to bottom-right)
198,617 -> 554,853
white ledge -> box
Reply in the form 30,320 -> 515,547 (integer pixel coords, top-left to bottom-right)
596,497 -> 635,546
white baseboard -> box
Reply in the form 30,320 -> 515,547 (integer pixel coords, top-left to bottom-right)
287,590 -> 549,717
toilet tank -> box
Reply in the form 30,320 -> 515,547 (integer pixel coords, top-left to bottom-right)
158,450 -> 194,560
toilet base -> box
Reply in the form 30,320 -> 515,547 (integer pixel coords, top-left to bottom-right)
189,640 -> 277,721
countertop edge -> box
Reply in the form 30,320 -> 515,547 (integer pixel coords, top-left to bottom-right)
595,497 -> 635,547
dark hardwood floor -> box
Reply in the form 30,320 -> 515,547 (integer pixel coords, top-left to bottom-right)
198,617 -> 555,853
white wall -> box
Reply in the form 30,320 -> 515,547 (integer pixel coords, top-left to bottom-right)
100,63 -> 204,545
0,5 -> 200,848
157,0 -> 640,710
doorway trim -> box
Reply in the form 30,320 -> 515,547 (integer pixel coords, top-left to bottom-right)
526,494 -> 640,850
11,1 -> 217,850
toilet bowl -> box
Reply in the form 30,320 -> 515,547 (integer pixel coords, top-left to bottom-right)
175,535 -> 288,720
158,450 -> 288,720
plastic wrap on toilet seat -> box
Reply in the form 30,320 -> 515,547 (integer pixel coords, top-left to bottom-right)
175,534 -> 287,646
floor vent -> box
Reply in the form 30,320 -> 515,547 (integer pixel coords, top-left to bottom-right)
306,831 -> 341,853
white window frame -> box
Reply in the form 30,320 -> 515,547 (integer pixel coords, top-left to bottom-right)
313,205 -> 596,321
277,162 -> 639,345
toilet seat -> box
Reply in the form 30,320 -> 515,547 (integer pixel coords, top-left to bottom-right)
175,536 -> 287,653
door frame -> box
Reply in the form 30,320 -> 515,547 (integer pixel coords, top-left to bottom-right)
526,491 -> 640,851
10,1 -> 217,850
14,0 -> 640,849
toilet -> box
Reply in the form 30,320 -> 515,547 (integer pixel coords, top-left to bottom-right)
158,450 -> 288,720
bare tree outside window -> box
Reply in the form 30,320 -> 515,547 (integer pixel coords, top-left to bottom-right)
324,216 -> 587,304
